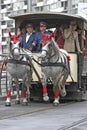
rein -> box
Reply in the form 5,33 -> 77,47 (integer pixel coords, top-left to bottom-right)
32,57 -> 66,69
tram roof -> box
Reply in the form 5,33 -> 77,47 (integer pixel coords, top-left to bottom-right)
9,12 -> 85,29
9,12 -> 81,20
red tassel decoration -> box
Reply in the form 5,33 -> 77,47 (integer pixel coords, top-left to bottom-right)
54,90 -> 60,98
43,86 -> 47,95
22,89 -> 26,98
7,90 -> 11,98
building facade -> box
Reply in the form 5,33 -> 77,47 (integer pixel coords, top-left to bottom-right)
0,0 -> 87,53
0,0 -> 28,53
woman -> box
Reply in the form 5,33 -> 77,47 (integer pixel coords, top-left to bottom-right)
54,25 -> 65,49
64,20 -> 82,53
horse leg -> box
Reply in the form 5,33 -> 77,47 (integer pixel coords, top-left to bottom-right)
53,81 -> 60,106
59,70 -> 69,97
42,73 -> 49,102
5,73 -> 12,106
15,78 -> 20,104
25,77 -> 31,103
21,81 -> 28,105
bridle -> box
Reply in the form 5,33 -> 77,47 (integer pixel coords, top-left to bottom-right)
9,32 -> 22,59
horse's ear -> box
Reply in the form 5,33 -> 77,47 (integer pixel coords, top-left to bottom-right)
9,32 -> 12,38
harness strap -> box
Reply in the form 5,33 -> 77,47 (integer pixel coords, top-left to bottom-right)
42,62 -> 66,68
7,59 -> 31,66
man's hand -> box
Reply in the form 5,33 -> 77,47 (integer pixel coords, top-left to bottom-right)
78,50 -> 83,54
32,42 -> 36,46
29,48 -> 32,51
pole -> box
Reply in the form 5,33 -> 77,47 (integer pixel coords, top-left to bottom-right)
27,0 -> 32,12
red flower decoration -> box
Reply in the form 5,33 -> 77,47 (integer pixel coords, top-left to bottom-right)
41,32 -> 54,46
9,32 -> 21,44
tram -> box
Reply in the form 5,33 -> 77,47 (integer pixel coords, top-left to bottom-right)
8,12 -> 87,101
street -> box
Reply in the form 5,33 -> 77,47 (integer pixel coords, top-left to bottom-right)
0,101 -> 87,130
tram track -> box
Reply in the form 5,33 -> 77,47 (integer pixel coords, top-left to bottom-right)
58,117 -> 87,130
0,101 -> 75,120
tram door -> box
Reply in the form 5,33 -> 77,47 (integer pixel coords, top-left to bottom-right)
66,53 -> 78,82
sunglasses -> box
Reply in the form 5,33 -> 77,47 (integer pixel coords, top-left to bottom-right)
40,25 -> 46,27
70,24 -> 76,26
26,25 -> 33,28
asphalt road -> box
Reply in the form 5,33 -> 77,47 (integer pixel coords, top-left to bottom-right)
0,101 -> 87,130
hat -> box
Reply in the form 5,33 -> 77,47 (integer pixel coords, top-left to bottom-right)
40,21 -> 47,26
26,23 -> 33,28
70,20 -> 77,26
19,22 -> 26,30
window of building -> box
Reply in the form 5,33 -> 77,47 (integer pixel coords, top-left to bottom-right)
61,1 -> 68,9
24,0 -> 27,5
32,0 -> 37,5
61,2 -> 63,7
2,45 -> 8,53
1,0 -> 4,4
6,12 -> 11,17
65,1 -> 68,9
13,1 -> 24,11
50,3 -> 57,9
37,0 -> 43,2
1,13 -> 5,20
7,20 -> 13,27
2,37 -> 6,41
43,5 -> 50,11
1,21 -> 6,25
10,28 -> 15,33
1,5 -> 6,9
2,29 -> 8,35
7,4 -> 13,11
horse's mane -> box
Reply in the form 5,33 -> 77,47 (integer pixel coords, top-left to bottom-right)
51,38 -> 60,55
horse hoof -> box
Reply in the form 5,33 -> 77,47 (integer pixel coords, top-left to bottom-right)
53,102 -> 59,106
60,92 -> 66,97
15,100 -> 20,104
22,101 -> 28,106
60,88 -> 66,97
43,95 -> 49,102
53,99 -> 59,106
5,102 -> 11,107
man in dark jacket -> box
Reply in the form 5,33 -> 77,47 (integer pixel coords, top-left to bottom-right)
20,23 -> 36,52
33,21 -> 52,52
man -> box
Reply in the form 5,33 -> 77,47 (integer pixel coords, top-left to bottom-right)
64,20 -> 82,53
20,23 -> 36,52
19,22 -> 26,35
33,21 -> 52,52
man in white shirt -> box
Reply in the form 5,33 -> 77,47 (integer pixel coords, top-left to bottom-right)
20,23 -> 36,52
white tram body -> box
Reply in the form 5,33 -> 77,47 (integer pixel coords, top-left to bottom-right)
8,12 -> 87,101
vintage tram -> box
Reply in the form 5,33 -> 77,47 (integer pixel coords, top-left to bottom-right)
8,12 -> 87,101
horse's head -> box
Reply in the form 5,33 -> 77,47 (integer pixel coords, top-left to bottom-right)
9,32 -> 21,59
41,33 -> 54,59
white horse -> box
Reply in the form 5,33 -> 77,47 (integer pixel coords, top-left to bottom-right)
41,34 -> 70,105
5,32 -> 32,106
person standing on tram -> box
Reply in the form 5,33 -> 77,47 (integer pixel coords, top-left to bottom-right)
19,23 -> 26,36
54,25 -> 65,49
33,21 -> 53,52
20,23 -> 36,52
64,20 -> 82,53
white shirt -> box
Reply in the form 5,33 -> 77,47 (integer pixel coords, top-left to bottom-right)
26,33 -> 32,43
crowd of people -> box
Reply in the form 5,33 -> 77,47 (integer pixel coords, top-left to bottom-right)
19,20 -> 86,53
